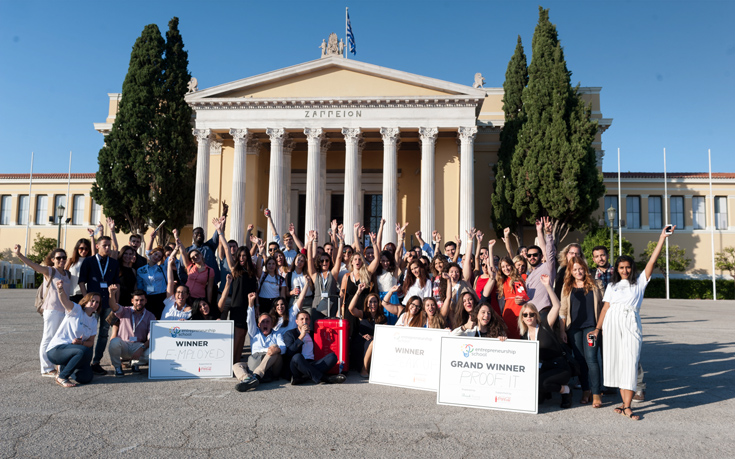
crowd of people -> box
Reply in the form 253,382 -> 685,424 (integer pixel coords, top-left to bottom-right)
16,209 -> 675,420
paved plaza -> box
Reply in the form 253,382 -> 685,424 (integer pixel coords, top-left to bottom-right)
1,289 -> 734,458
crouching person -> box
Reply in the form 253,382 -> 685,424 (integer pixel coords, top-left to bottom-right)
285,311 -> 346,385
46,280 -> 99,387
233,293 -> 286,392
107,286 -> 155,376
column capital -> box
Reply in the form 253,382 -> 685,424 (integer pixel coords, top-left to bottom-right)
193,128 -> 212,143
305,127 -> 324,142
210,138 -> 223,156
341,127 -> 362,142
266,128 -> 286,142
380,127 -> 400,144
230,128 -> 251,145
419,127 -> 439,144
458,126 -> 478,142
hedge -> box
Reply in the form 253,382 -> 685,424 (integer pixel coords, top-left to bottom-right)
644,278 -> 734,300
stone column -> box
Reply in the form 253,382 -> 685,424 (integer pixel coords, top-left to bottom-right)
266,128 -> 286,245
304,128 -> 324,234
419,127 -> 438,241
229,128 -> 250,245
282,139 -> 295,237
193,128 -> 212,230
357,138 -> 366,222
380,127 -> 400,246
342,128 -> 361,244
319,138 -> 331,238
458,126 -> 478,254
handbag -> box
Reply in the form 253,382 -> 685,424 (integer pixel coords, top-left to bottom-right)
540,319 -> 581,377
105,310 -> 120,326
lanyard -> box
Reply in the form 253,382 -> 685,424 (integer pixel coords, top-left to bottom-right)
131,310 -> 144,333
96,255 -> 109,279
321,272 -> 329,292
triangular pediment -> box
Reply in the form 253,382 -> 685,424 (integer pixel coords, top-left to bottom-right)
186,57 -> 486,101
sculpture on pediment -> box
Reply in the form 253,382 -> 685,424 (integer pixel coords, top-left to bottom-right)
472,73 -> 485,89
327,33 -> 340,55
319,39 -> 327,57
187,77 -> 198,93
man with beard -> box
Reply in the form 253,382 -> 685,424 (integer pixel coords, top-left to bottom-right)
107,286 -> 155,376
521,217 -> 556,315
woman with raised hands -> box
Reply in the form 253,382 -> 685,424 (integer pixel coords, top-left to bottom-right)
451,301 -> 508,340
518,274 -> 573,409
181,223 -> 215,303
587,226 -> 676,421
348,284 -> 388,378
271,285 -> 308,333
162,245 -> 193,321
559,255 -> 604,407
14,244 -> 72,378
215,220 -> 258,363
342,226 -> 381,329
440,262 -> 477,320
65,234 -> 95,303
306,229 -> 344,321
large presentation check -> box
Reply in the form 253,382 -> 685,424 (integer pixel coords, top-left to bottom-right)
149,320 -> 234,379
437,336 -> 539,414
369,325 -> 450,392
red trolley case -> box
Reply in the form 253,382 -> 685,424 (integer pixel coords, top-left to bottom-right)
313,300 -> 350,374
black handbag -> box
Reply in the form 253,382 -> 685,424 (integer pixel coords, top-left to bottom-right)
540,320 -> 581,377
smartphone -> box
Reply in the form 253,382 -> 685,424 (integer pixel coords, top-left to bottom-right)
514,281 -> 530,302
664,225 -> 673,235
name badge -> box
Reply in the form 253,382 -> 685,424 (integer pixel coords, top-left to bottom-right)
321,292 -> 328,299
147,284 -> 155,293
100,282 -> 108,288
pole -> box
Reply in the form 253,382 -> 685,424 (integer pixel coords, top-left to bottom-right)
610,222 -> 614,262
23,152 -> 34,288
617,148 -> 622,255
56,214 -> 62,248
64,151 -> 72,249
663,148 -> 670,300
345,7 -> 348,59
709,149 -> 717,300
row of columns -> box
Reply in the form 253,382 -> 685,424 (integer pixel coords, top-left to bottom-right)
192,126 -> 477,249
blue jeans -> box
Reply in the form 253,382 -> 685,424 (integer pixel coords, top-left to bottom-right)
567,327 -> 601,394
93,307 -> 110,364
47,344 -> 94,383
290,353 -> 338,383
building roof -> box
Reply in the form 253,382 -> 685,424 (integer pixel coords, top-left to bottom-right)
603,172 -> 735,179
0,173 -> 96,180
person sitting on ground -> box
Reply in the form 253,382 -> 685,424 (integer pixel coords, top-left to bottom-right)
234,292 -> 287,392
284,311 -> 346,385
451,301 -> 508,339
107,285 -> 155,376
161,250 -> 192,320
271,286 -> 308,333
395,295 -> 423,327
348,286 -> 387,378
45,280 -> 100,387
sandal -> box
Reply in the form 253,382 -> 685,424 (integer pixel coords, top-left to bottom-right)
55,377 -> 76,388
580,390 -> 591,405
620,406 -> 640,421
613,405 -> 625,414
592,394 -> 603,408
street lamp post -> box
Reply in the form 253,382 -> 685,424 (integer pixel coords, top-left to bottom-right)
56,204 -> 65,248
607,206 -> 617,261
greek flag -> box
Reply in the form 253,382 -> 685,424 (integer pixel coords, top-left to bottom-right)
346,11 -> 356,55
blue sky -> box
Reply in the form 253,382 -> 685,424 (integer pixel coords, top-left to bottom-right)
1,0 -> 733,174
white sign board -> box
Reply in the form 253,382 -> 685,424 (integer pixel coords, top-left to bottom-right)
149,320 -> 234,379
369,325 -> 450,392
437,336 -> 539,414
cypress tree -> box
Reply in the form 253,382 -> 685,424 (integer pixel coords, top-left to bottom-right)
492,35 -> 528,241
149,17 -> 197,242
510,7 -> 604,239
92,24 -> 165,235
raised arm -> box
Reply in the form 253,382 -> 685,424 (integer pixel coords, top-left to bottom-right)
329,220 -> 338,255
481,251 -> 497,298
218,216 -> 227,258
166,246 -> 178,297
54,279 -> 74,312
347,283 -> 366,320
463,229 -> 476,282
331,231 -> 345,279
107,218 -> 119,259
306,231 -> 317,279
289,223 -> 304,251
502,227 -> 514,257
645,226 -> 675,281
352,223 -> 362,253
219,274 -> 232,312
218,231 -> 236,274
87,227 -> 98,256
440,272 -> 453,318
13,244 -> 50,277
540,274 -> 561,327
395,222 -> 408,261
380,284 -> 404,316
376,218 -> 386,252
452,235 -> 461,263
536,219 -> 548,261
108,284 -> 121,313
367,232 -> 380,274
542,217 -> 555,269
264,208 -> 279,239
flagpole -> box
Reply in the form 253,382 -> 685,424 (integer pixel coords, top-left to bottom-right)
64,151 -> 72,249
663,148 -> 669,300
345,7 -> 349,59
24,152 -> 34,288
617,148 -> 622,257
709,149 -> 717,300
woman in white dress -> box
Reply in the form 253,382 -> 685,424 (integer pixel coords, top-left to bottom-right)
587,226 -> 675,421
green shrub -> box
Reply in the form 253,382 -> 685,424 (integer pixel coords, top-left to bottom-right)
644,278 -> 734,300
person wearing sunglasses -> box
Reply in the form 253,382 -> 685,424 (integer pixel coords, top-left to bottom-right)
522,217 -> 558,321
14,244 -> 72,378
518,274 -> 572,408
65,236 -> 95,303
305,229 -> 344,321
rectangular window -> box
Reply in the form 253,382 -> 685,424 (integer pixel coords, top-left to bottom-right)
692,196 -> 706,229
72,195 -> 85,225
670,196 -> 684,229
626,196 -> 641,229
91,199 -> 102,225
0,196 -> 10,225
648,196 -> 662,229
18,195 -> 29,225
715,196 -> 728,230
363,194 -> 383,236
603,195 -> 619,227
35,195 -> 48,225
53,195 -> 67,222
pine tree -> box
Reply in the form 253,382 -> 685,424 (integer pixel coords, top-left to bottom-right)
92,24 -> 165,235
149,17 -> 196,243
510,7 -> 604,241
492,36 -> 528,242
